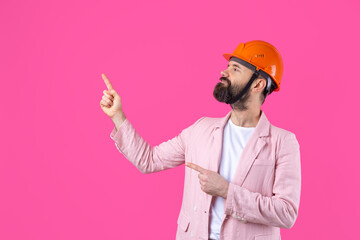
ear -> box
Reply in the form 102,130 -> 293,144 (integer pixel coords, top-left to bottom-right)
254,78 -> 267,93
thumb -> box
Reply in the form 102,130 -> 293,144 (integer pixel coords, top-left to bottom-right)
109,89 -> 118,97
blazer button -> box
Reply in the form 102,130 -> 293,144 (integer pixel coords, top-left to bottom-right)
194,205 -> 197,212
190,231 -> 194,237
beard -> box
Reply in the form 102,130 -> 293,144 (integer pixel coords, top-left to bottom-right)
213,76 -> 251,111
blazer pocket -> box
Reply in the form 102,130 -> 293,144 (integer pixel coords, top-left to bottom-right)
253,158 -> 274,166
177,211 -> 190,232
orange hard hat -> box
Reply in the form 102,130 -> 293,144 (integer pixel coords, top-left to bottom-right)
223,40 -> 283,92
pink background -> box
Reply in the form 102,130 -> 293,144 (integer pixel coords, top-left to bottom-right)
1,0 -> 359,239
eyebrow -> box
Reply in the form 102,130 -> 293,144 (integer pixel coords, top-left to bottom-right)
228,63 -> 242,69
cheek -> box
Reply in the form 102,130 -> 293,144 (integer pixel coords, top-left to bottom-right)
231,71 -> 245,79
239,73 -> 253,83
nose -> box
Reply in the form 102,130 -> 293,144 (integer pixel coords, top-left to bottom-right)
221,69 -> 228,77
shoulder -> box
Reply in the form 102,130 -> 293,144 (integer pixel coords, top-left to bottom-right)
183,115 -> 224,136
269,124 -> 300,152
192,115 -> 223,129
269,121 -> 297,139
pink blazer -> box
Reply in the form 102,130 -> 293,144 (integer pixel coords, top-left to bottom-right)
110,110 -> 301,240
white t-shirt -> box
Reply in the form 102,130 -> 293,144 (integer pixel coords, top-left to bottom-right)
209,117 -> 255,240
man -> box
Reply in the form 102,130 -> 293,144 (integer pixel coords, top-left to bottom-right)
99,40 -> 301,240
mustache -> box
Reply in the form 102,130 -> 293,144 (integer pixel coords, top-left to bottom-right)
219,77 -> 231,85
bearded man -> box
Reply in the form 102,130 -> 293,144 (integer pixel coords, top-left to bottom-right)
100,40 -> 301,240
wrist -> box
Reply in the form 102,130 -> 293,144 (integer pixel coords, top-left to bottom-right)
223,182 -> 229,199
111,112 -> 126,131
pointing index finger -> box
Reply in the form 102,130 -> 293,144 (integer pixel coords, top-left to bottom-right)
185,162 -> 206,173
102,73 -> 114,90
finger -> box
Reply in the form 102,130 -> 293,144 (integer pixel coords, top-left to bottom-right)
102,97 -> 113,106
103,90 -> 114,100
102,95 -> 113,104
104,93 -> 114,102
100,99 -> 111,108
100,101 -> 106,107
102,73 -> 114,90
100,100 -> 107,107
198,173 -> 205,180
185,162 -> 206,173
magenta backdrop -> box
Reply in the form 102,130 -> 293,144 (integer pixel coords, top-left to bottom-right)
1,0 -> 359,239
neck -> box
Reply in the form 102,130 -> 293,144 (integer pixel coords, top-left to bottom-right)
230,107 -> 261,128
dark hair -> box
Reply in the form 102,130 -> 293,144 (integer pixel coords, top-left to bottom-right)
259,76 -> 278,105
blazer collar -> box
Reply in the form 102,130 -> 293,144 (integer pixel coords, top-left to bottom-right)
214,109 -> 270,138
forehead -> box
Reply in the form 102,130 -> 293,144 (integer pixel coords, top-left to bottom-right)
228,60 -> 251,72
228,60 -> 254,74
229,60 -> 243,67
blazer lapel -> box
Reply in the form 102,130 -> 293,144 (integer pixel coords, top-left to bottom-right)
232,110 -> 271,186
209,110 -> 271,186
206,111 -> 232,208
206,110 -> 271,210
208,111 -> 232,173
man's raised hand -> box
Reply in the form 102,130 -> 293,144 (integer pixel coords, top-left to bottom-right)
99,73 -> 124,121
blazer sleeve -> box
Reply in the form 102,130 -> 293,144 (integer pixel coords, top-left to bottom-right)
109,117 -> 205,174
224,133 -> 301,229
